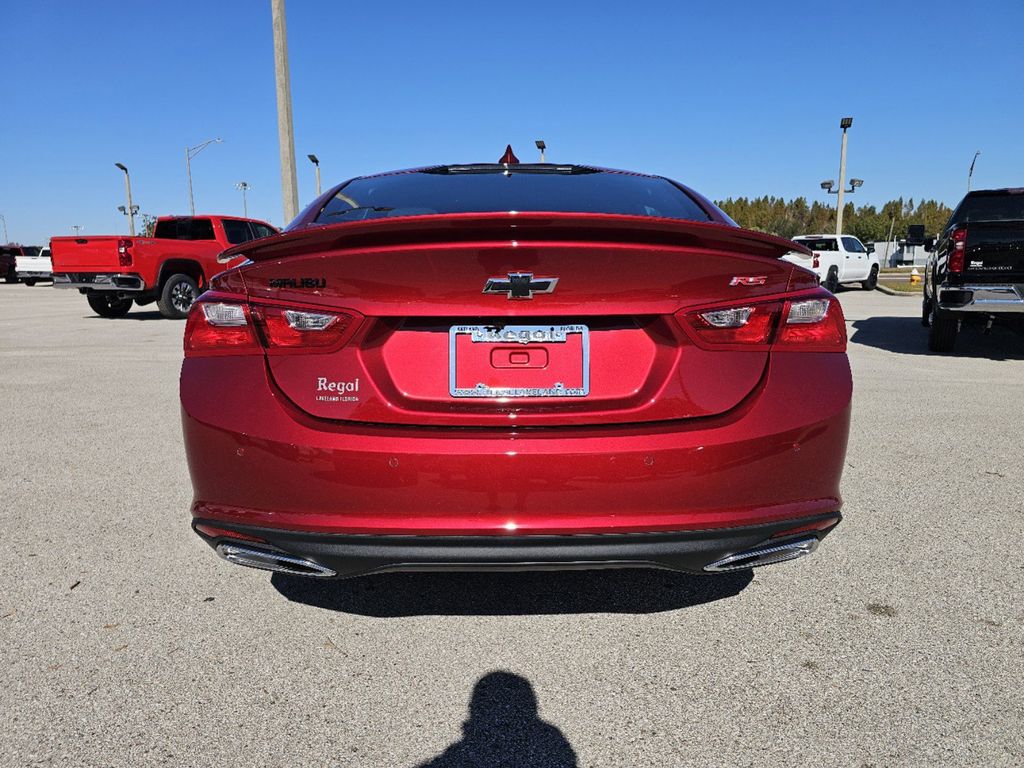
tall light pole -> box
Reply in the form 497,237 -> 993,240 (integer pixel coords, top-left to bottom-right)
968,150 -> 981,192
535,139 -> 546,163
834,117 -> 853,236
235,182 -> 251,217
272,0 -> 299,223
307,154 -> 321,197
114,163 -> 137,236
0,214 -> 7,243
71,225 -> 82,236
186,138 -> 223,216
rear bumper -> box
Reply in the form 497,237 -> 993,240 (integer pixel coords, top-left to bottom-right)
182,352 -> 852,538
53,273 -> 146,291
938,283 -> 1024,313
195,514 -> 841,578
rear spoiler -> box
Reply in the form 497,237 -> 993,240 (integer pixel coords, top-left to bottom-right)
218,212 -> 810,263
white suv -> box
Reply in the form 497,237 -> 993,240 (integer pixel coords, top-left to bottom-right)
783,234 -> 879,292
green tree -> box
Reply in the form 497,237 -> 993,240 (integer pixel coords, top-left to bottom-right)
716,196 -> 952,241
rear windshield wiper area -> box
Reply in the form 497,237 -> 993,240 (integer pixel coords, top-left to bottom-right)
422,164 -> 599,175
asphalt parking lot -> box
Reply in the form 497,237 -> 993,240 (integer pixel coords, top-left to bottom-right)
2,284 -> 1022,767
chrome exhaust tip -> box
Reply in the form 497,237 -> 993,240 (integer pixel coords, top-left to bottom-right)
703,536 -> 819,573
216,543 -> 336,578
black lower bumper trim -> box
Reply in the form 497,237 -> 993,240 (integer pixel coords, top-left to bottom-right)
193,513 -> 841,579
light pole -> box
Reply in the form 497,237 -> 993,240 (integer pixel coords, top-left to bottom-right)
307,154 -> 321,197
835,117 -> 852,235
114,163 -> 137,236
235,182 -> 251,217
0,214 -> 7,243
819,118 -> 861,235
185,138 -> 223,216
968,150 -> 981,192
71,225 -> 82,236
272,0 -> 299,222
535,140 -> 546,163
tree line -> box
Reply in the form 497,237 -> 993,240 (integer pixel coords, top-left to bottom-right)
714,196 -> 953,243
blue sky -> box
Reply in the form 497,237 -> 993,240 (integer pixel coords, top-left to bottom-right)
4,0 -> 1023,244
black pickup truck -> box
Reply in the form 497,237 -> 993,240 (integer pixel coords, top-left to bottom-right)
923,188 -> 1024,352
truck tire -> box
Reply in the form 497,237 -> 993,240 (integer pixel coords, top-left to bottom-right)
861,265 -> 878,291
824,267 -> 839,294
87,293 -> 133,318
921,295 -> 932,327
157,274 -> 199,319
927,306 -> 959,353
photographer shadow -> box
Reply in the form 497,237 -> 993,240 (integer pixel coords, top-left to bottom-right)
414,671 -> 577,768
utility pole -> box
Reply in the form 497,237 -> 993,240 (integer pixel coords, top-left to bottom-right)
115,163 -> 137,236
0,214 -> 7,243
272,0 -> 299,222
968,150 -> 981,192
835,117 -> 852,236
235,182 -> 251,217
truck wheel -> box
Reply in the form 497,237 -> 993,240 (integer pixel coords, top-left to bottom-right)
87,293 -> 133,318
25,278 -> 36,287
824,267 -> 839,294
921,295 -> 932,327
158,274 -> 199,319
927,306 -> 959,353
861,265 -> 878,291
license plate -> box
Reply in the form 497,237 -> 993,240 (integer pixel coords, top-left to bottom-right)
449,324 -> 590,398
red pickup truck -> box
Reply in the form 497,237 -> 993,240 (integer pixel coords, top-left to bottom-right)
51,215 -> 278,318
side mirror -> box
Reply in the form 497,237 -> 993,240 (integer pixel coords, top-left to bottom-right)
923,236 -> 935,251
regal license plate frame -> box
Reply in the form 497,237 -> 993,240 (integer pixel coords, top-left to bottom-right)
448,324 -> 590,398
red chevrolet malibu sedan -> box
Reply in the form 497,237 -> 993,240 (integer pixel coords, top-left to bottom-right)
180,157 -> 851,579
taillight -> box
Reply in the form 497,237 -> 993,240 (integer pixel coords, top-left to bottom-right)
949,228 -> 967,273
117,238 -> 133,267
681,292 -> 846,352
183,302 -> 259,355
812,253 -> 820,269
183,298 -> 360,357
251,305 -> 356,349
689,302 -> 782,346
774,298 -> 846,351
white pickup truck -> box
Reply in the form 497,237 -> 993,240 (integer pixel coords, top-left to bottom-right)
15,245 -> 52,285
783,234 -> 879,292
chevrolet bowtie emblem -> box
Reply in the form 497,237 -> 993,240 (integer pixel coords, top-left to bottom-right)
483,272 -> 559,299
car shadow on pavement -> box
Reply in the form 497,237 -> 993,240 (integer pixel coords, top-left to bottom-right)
850,316 -> 1024,360
84,311 -> 172,321
412,671 -> 577,768
271,568 -> 752,616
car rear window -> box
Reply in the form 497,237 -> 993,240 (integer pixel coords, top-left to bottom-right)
251,223 -> 277,239
222,219 -> 253,245
952,192 -> 1024,223
315,167 -> 713,223
154,218 -> 217,240
795,237 -> 838,251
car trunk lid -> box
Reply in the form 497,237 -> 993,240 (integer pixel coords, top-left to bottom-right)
232,213 -> 805,427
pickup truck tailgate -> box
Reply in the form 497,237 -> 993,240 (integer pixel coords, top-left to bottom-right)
50,236 -> 123,272
965,221 -> 1024,282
